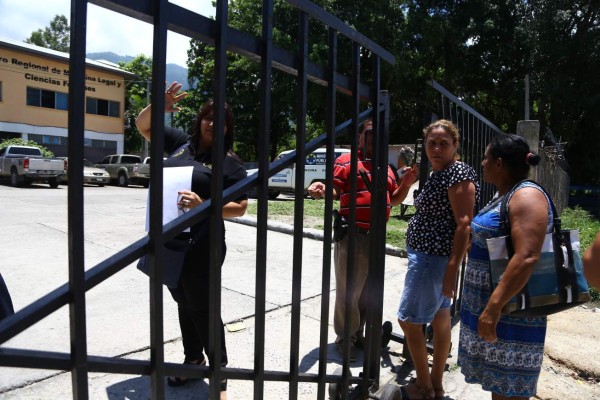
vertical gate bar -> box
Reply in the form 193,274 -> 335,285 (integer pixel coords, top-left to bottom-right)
461,108 -> 468,165
473,114 -> 482,202
467,110 -> 474,173
340,41 -> 362,398
316,26 -> 338,400
478,121 -> 486,206
466,109 -> 471,166
67,1 -> 89,398
364,59 -> 388,394
460,109 -> 465,169
254,0 -> 274,398
148,0 -> 169,397
210,0 -> 229,398
478,123 -> 485,207
469,111 -> 475,170
289,10 -> 309,399
481,127 -> 488,206
441,94 -> 446,119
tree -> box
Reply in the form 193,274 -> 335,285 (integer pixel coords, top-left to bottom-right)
0,138 -> 54,158
119,55 -> 153,153
25,15 -> 70,52
181,0 -> 599,183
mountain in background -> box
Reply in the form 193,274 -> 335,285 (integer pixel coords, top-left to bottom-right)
86,52 -> 189,89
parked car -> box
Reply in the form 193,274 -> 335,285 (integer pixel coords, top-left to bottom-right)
0,145 -> 65,188
60,158 -> 110,186
247,148 -> 351,199
95,154 -> 150,187
142,157 -> 167,164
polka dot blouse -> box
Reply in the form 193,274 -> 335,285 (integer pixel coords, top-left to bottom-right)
406,161 -> 479,256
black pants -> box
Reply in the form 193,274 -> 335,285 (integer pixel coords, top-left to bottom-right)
168,239 -> 228,370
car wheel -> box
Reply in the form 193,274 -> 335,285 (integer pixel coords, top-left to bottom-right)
98,183 -> 105,187
118,173 -> 129,187
268,190 -> 280,199
48,178 -> 59,188
10,168 -> 21,187
143,181 -> 150,188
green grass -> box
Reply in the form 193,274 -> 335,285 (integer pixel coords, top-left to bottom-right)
561,207 -> 600,301
245,198 -> 410,248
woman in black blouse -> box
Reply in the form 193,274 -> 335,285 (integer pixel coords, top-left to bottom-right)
136,82 -> 247,400
396,120 -> 478,400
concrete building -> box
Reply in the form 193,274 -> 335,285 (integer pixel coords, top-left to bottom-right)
0,36 -> 135,161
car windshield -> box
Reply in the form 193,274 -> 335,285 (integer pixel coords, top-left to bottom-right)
83,159 -> 95,168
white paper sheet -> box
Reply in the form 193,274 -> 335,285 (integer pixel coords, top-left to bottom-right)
145,166 -> 194,232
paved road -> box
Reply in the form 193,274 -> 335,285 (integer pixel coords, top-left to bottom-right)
0,182 -> 490,399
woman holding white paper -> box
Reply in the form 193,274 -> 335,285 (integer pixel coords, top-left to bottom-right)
458,134 -> 550,400
136,82 -> 247,399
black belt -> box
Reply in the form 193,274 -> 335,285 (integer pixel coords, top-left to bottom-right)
355,227 -> 370,235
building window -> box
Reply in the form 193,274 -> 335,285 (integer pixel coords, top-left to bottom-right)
86,97 -> 120,118
0,81 -> 3,102
26,87 -> 68,110
29,134 -> 64,146
91,139 -> 117,149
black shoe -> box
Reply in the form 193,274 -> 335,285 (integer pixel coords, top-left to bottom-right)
167,359 -> 206,387
355,333 -> 365,349
335,341 -> 356,362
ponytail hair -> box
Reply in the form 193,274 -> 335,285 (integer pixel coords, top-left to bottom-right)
488,134 -> 539,179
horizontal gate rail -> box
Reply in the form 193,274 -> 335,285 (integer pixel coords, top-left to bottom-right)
90,0 -> 389,98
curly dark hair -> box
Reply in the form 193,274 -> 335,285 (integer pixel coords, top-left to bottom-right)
488,134 -> 540,180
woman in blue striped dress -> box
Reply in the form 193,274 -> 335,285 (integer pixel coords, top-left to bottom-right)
458,134 -> 552,399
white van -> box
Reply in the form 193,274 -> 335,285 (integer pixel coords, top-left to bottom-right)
247,148 -> 350,198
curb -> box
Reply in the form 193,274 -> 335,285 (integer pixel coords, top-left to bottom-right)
228,215 -> 407,258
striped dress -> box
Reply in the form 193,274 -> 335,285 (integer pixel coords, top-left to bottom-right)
458,181 -> 551,397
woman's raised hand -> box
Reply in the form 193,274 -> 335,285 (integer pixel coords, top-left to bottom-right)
165,82 -> 187,113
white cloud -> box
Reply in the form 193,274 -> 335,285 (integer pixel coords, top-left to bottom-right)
0,0 -> 215,66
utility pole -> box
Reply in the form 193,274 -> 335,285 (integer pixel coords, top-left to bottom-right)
524,74 -> 530,120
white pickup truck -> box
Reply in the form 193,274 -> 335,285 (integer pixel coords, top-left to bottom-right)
0,145 -> 66,188
247,148 -> 350,199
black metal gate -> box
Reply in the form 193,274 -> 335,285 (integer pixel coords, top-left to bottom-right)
0,1 -> 395,399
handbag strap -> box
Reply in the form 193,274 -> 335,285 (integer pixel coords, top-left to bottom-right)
498,179 -> 561,237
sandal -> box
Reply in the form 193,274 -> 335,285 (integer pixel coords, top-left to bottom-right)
219,377 -> 228,399
399,382 -> 434,400
167,359 -> 206,387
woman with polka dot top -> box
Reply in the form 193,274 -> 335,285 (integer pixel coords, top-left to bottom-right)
396,119 -> 479,400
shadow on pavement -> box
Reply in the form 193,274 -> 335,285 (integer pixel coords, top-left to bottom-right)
106,375 -> 209,400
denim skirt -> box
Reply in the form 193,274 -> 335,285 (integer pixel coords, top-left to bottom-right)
397,246 -> 450,324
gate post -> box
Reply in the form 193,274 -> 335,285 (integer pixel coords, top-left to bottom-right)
516,120 -> 540,181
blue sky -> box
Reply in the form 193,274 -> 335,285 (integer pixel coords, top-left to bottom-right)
0,0 -> 215,67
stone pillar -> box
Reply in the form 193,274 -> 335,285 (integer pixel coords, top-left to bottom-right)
517,120 -> 540,180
